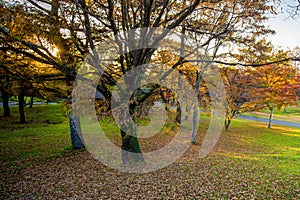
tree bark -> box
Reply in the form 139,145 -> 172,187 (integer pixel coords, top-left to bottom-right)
2,91 -> 11,117
119,96 -> 145,164
176,104 -> 181,124
268,102 -> 274,128
29,96 -> 34,108
191,70 -> 202,143
191,107 -> 198,144
121,130 -> 144,164
18,94 -> 26,124
66,74 -> 85,149
225,117 -> 231,131
69,112 -> 85,149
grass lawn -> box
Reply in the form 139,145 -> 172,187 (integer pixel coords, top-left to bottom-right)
1,104 -> 299,199
0,104 -> 73,165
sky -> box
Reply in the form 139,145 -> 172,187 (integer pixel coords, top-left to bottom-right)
266,1 -> 300,50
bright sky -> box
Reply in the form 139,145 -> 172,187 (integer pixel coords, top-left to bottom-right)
266,1 -> 300,50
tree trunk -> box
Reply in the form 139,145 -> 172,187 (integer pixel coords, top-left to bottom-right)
225,117 -> 231,131
18,94 -> 26,124
268,102 -> 274,128
191,107 -> 198,144
121,130 -> 144,164
69,112 -> 85,149
119,97 -> 145,164
176,104 -> 181,124
66,74 -> 85,149
49,0 -> 84,149
191,70 -> 202,143
2,92 -> 11,117
29,96 -> 34,108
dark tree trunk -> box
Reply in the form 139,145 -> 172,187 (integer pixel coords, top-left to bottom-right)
121,130 -> 144,164
2,92 -> 11,117
69,112 -> 85,149
176,104 -> 181,124
18,94 -> 26,124
160,90 -> 170,112
29,96 -> 34,108
225,117 -> 231,131
66,74 -> 85,149
268,102 -> 274,129
119,98 -> 144,164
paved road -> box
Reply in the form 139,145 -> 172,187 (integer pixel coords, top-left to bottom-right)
238,115 -> 300,129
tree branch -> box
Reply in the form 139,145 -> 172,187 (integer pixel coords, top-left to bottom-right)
188,57 -> 300,67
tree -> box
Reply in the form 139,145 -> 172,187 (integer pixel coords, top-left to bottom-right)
0,0 -> 88,145
221,67 -> 252,130
1,0 -> 300,164
0,58 -> 12,117
249,63 -> 299,128
1,52 -> 66,123
232,40 -> 300,128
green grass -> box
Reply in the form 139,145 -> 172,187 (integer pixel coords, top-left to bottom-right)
1,104 -> 300,176
217,118 -> 300,175
255,126 -> 300,174
0,104 -> 73,168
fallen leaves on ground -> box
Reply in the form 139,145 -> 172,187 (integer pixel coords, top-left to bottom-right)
1,145 -> 299,199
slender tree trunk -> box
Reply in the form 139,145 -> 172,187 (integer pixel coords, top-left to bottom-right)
160,90 -> 170,112
2,92 -> 11,117
66,75 -> 85,149
268,102 -> 274,128
191,107 -> 198,144
29,96 -> 34,108
225,117 -> 231,131
18,94 -> 26,124
176,104 -> 181,124
191,70 -> 201,143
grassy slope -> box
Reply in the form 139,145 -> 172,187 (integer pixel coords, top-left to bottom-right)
215,118 -> 300,175
1,104 -> 299,198
1,104 -> 299,173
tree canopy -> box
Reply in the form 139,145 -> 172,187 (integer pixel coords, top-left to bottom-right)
1,0 -> 300,163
